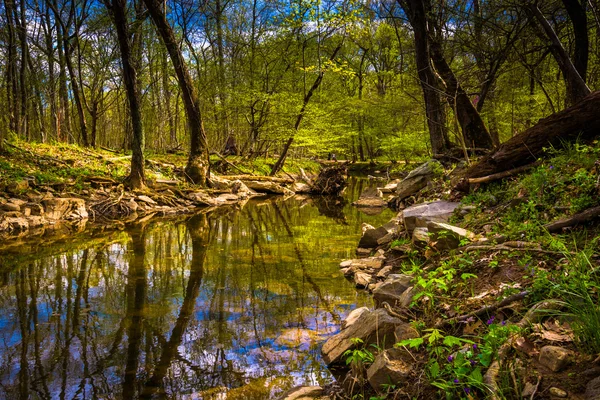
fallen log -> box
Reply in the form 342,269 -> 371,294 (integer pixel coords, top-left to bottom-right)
544,205 -> 600,232
464,90 -> 600,179
219,175 -> 294,184
466,162 -> 541,185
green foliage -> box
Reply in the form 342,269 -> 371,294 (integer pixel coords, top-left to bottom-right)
343,338 -> 377,368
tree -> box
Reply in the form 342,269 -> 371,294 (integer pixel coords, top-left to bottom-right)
104,0 -> 145,189
143,0 -> 210,185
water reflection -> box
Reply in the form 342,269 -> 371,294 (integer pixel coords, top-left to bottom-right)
0,179 -> 393,399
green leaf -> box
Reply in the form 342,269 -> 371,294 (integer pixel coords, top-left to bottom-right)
396,337 -> 424,349
443,335 -> 463,347
429,361 -> 440,378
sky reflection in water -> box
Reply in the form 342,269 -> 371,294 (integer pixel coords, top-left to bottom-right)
0,178 -> 393,399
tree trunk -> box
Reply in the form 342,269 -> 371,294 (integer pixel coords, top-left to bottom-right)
527,4 -> 590,105
428,39 -> 494,150
270,41 -> 343,176
398,0 -> 449,156
463,91 -> 600,179
562,0 -> 589,81
4,0 -> 19,134
143,0 -> 210,185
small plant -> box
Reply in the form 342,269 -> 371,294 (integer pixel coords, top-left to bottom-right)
343,338 -> 376,368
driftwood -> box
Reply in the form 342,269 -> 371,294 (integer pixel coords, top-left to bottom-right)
219,175 -> 294,184
435,291 -> 529,329
544,205 -> 600,232
464,90 -> 600,179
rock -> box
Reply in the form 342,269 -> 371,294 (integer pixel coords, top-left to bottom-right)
548,387 -> 568,398
427,221 -> 475,250
521,382 -> 536,398
356,248 -> 371,257
342,307 -> 370,329
42,198 -> 88,220
2,203 -> 20,212
352,257 -> 384,270
321,308 -> 404,365
26,216 -> 46,228
402,201 -> 461,234
367,348 -> 413,393
358,226 -> 389,248
354,272 -> 372,288
8,198 -> 26,206
277,386 -> 325,400
5,217 -> 29,232
378,180 -> 400,194
412,227 -> 430,247
395,322 -> 419,342
7,180 -> 29,194
395,159 -> 443,200
245,180 -> 294,196
373,274 -> 413,307
137,195 -> 157,205
353,197 -> 387,208
539,346 -> 571,372
353,187 -> 387,208
585,376 -> 600,399
376,233 -> 394,246
397,286 -> 417,308
339,260 -> 353,268
377,265 -> 393,279
215,193 -> 239,204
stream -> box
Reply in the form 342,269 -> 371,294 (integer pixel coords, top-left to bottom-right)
0,178 -> 394,399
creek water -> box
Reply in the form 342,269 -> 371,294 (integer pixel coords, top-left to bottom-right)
0,178 -> 394,399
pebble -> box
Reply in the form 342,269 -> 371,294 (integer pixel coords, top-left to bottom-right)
548,387 -> 567,398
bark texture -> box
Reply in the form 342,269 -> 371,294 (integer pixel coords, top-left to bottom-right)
463,91 -> 600,179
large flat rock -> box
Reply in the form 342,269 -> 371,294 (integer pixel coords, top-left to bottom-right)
402,201 -> 460,233
321,308 -> 404,365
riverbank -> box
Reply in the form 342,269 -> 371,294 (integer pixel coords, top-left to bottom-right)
293,145 -> 600,399
0,140 -> 331,243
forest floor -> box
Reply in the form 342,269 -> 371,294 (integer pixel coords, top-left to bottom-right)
320,141 -> 600,400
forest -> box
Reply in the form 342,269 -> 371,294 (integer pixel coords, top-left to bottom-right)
2,0 -> 600,399
1,0 -> 598,185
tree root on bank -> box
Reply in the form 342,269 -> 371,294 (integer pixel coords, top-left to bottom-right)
89,190 -> 135,220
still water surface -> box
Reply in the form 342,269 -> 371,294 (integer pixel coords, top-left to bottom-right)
0,179 -> 393,399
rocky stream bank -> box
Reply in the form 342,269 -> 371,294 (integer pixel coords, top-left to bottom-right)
281,158 -> 600,400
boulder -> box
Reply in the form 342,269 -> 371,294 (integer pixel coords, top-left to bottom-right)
231,180 -> 255,198
42,198 -> 88,220
277,386 -> 326,400
412,227 -> 430,247
427,221 -> 475,250
585,376 -> 600,400
321,308 -> 404,365
376,233 -> 394,246
394,322 -> 419,342
209,175 -> 232,190
342,307 -> 370,329
539,346 -> 571,372
7,180 -> 29,194
395,159 -> 443,200
358,226 -> 389,249
373,274 -> 413,307
402,201 -> 461,234
356,248 -> 371,257
377,265 -> 393,279
367,348 -> 413,393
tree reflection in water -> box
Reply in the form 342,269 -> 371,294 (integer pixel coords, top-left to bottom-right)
0,180 -> 393,399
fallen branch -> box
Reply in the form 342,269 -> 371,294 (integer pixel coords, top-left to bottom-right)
210,150 -> 248,174
467,162 -> 540,184
544,205 -> 600,232
460,244 -> 566,256
435,291 -> 529,329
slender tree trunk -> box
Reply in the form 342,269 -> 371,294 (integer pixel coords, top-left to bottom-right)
4,0 -> 19,134
17,0 -> 29,139
270,41 -> 343,175
143,0 -> 210,185
398,0 -> 449,156
527,4 -> 590,105
428,39 -> 494,149
562,0 -> 589,81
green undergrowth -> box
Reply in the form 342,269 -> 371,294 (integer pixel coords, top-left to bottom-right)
0,140 -> 322,191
